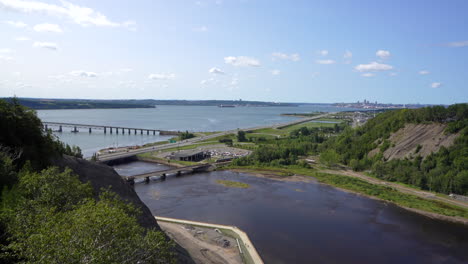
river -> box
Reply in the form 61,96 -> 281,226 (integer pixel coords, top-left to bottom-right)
37,104 -> 349,157
114,161 -> 468,264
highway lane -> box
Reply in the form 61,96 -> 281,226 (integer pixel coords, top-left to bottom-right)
96,113 -> 335,162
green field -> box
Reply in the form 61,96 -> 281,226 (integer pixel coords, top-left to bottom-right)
216,180 -> 251,188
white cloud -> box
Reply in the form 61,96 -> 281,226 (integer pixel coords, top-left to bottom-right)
355,61 -> 393,72
148,73 -> 176,80
224,56 -> 260,67
0,55 -> 13,61
0,48 -> 13,53
445,40 -> 468,47
316,59 -> 335,65
33,23 -> 63,33
193,26 -> 208,32
272,52 -> 300,61
361,73 -> 375,77
318,50 -> 328,56
343,50 -> 352,64
14,36 -> 30,41
33,41 -> 58,50
389,72 -> 398,76
0,0 -> 133,28
4,20 -> 27,27
271,69 -> 280,75
376,50 -> 391,59
69,70 -> 97,77
431,82 -> 442,88
418,70 -> 430,75
208,67 -> 224,74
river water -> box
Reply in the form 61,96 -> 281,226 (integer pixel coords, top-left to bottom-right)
114,161 -> 468,264
37,104 -> 347,157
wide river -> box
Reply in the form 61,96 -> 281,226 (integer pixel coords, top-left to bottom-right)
38,106 -> 468,263
115,161 -> 468,264
37,104 -> 346,157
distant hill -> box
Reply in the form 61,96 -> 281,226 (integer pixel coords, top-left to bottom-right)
4,98 -> 298,109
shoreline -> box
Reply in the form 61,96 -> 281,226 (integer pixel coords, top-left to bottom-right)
226,168 -> 468,226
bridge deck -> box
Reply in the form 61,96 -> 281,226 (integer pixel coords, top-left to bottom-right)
128,164 -> 212,179
43,121 -> 176,132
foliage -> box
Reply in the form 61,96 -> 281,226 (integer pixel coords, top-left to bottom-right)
237,131 -> 247,142
179,130 -> 195,140
216,180 -> 250,188
0,98 -> 82,189
1,167 -> 175,263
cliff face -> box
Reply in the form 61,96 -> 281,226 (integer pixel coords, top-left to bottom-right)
52,156 -> 195,263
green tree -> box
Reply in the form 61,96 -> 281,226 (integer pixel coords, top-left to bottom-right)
237,130 -> 247,142
320,149 -> 340,167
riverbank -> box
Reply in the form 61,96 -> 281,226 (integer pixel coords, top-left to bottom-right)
156,216 -> 263,264
225,166 -> 468,225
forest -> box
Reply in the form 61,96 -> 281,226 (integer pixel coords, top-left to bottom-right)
0,99 -> 174,263
233,104 -> 468,195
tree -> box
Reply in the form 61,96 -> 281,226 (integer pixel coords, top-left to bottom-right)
237,131 -> 247,142
320,149 -> 340,167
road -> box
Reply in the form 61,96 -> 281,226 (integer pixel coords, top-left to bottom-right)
96,113 -> 334,162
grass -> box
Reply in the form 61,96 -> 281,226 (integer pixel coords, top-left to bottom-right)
251,121 -> 340,137
226,165 -> 468,219
216,180 -> 250,189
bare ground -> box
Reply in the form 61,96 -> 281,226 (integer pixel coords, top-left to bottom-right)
158,221 -> 243,264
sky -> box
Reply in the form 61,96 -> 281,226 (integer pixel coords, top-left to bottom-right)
0,0 -> 467,104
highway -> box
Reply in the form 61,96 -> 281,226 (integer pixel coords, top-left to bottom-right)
96,113 -> 335,162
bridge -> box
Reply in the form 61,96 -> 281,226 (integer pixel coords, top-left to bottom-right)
125,162 -> 228,184
96,112 -> 336,162
42,121 -> 180,136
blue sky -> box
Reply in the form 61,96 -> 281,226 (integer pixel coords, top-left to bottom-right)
0,0 -> 467,104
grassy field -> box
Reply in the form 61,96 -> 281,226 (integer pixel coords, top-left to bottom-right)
227,165 -> 468,219
216,180 -> 251,188
251,121 -> 341,137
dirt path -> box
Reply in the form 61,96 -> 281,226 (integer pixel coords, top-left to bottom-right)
321,169 -> 468,209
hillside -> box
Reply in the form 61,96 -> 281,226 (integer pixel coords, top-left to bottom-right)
369,123 -> 459,160
324,104 -> 468,195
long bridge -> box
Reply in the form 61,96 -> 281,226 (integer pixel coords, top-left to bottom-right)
42,121 -> 180,136
95,112 -> 336,162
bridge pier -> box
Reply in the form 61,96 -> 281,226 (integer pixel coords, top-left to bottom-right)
128,129 -> 131,134
144,177 -> 150,184
176,171 -> 181,176
141,129 -> 143,135
147,130 -> 149,135
44,124 -> 48,130
116,128 -> 118,134
72,126 -> 78,133
161,173 -> 166,180
89,127 -> 92,133
58,125 -> 62,132
153,130 -> 156,135
104,127 -> 106,134
126,177 -> 135,185
123,128 -> 125,134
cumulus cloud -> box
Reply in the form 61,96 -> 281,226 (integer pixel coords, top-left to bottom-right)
208,67 -> 224,74
272,52 -> 300,61
316,59 -> 335,65
148,73 -> 176,80
271,69 -> 280,75
4,20 -> 27,27
376,50 -> 391,59
33,23 -> 63,33
224,56 -> 260,67
431,82 -> 442,88
0,0 -> 133,28
355,61 -> 393,72
318,50 -> 328,56
69,70 -> 97,77
418,70 -> 430,75
33,41 -> 58,50
445,40 -> 468,47
361,73 -> 375,77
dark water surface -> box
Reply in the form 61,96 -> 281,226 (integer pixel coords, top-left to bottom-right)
114,162 -> 468,264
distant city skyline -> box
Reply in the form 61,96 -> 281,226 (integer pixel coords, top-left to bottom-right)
1,0 -> 468,104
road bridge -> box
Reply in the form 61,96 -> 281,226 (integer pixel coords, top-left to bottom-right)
96,113 -> 335,162
125,162 -> 230,184
42,121 -> 180,136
